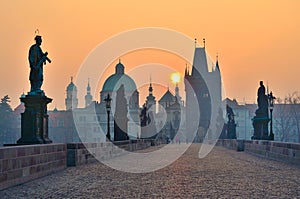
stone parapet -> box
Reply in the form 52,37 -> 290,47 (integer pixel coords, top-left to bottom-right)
67,139 -> 156,166
0,144 -> 66,190
0,139 -> 161,190
217,139 -> 300,165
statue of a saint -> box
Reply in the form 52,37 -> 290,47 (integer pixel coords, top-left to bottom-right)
226,104 -> 235,123
256,81 -> 268,117
257,81 -> 266,107
28,35 -> 51,94
140,104 -> 148,127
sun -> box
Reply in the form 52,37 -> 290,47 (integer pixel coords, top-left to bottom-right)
170,72 -> 180,84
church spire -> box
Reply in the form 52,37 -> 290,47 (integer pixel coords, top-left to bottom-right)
145,76 -> 156,110
149,76 -> 153,95
216,53 -> 220,71
115,59 -> 125,74
175,82 -> 182,104
87,78 -> 91,93
85,78 -> 93,107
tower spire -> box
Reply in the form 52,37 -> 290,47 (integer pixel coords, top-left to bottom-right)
267,80 -> 269,95
194,38 -> 197,48
216,53 -> 220,71
203,38 -> 206,49
85,78 -> 93,107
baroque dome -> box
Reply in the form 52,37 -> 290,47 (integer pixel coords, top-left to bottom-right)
67,77 -> 77,91
101,60 -> 137,92
102,73 -> 137,92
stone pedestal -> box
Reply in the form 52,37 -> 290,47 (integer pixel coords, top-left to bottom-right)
17,94 -> 52,144
251,116 -> 270,140
227,122 -> 237,139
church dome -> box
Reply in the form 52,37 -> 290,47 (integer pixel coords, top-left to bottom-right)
67,77 -> 77,91
102,73 -> 137,92
102,60 -> 137,92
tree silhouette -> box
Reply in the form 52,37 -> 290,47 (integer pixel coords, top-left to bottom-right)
0,95 -> 18,145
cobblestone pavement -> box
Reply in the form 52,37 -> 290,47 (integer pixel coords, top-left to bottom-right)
1,144 -> 300,198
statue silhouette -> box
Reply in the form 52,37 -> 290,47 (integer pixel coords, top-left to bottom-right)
28,35 -> 51,94
252,80 -> 270,140
256,81 -> 268,117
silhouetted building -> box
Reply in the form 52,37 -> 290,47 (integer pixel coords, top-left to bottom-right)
185,47 -> 222,142
145,80 -> 156,110
140,80 -> 157,139
99,60 -> 139,140
65,77 -> 78,110
157,85 -> 183,141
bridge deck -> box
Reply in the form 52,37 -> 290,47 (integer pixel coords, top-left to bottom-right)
1,144 -> 299,198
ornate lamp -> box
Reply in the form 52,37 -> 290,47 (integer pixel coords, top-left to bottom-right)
104,93 -> 112,141
268,91 -> 276,140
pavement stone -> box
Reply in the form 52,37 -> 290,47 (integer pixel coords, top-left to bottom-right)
1,144 -> 300,198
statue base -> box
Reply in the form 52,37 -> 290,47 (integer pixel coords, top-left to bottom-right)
251,116 -> 270,140
227,122 -> 237,139
17,94 -> 52,145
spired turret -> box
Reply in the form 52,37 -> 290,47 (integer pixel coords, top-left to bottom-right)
65,77 -> 78,110
85,79 -> 93,107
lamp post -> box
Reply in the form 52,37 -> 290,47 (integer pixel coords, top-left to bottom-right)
268,91 -> 276,140
104,93 -> 112,141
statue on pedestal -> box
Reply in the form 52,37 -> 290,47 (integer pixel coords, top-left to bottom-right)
17,34 -> 52,145
252,81 -> 270,140
139,103 -> 157,139
226,105 -> 237,139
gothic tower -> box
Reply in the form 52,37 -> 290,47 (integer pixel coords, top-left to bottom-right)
184,45 -> 222,142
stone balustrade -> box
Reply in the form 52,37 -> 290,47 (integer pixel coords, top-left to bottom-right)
217,139 -> 300,165
0,139 -> 158,190
0,144 -> 66,190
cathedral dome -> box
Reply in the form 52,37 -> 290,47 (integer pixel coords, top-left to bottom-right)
101,60 -> 137,92
102,73 -> 137,92
66,77 -> 77,91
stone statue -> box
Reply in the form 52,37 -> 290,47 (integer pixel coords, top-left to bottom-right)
252,80 -> 270,140
226,104 -> 235,123
140,104 -> 148,127
226,105 -> 236,139
256,81 -> 268,117
28,35 -> 51,95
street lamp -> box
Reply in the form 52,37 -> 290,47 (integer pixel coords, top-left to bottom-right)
268,91 -> 276,140
104,93 -> 112,141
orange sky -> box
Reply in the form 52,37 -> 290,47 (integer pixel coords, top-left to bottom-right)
0,1 -> 299,110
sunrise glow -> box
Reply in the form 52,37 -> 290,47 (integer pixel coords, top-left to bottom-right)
170,72 -> 180,84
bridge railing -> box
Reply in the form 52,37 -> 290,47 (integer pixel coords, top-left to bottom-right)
0,139 -> 160,190
0,144 -> 66,191
217,139 -> 300,165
